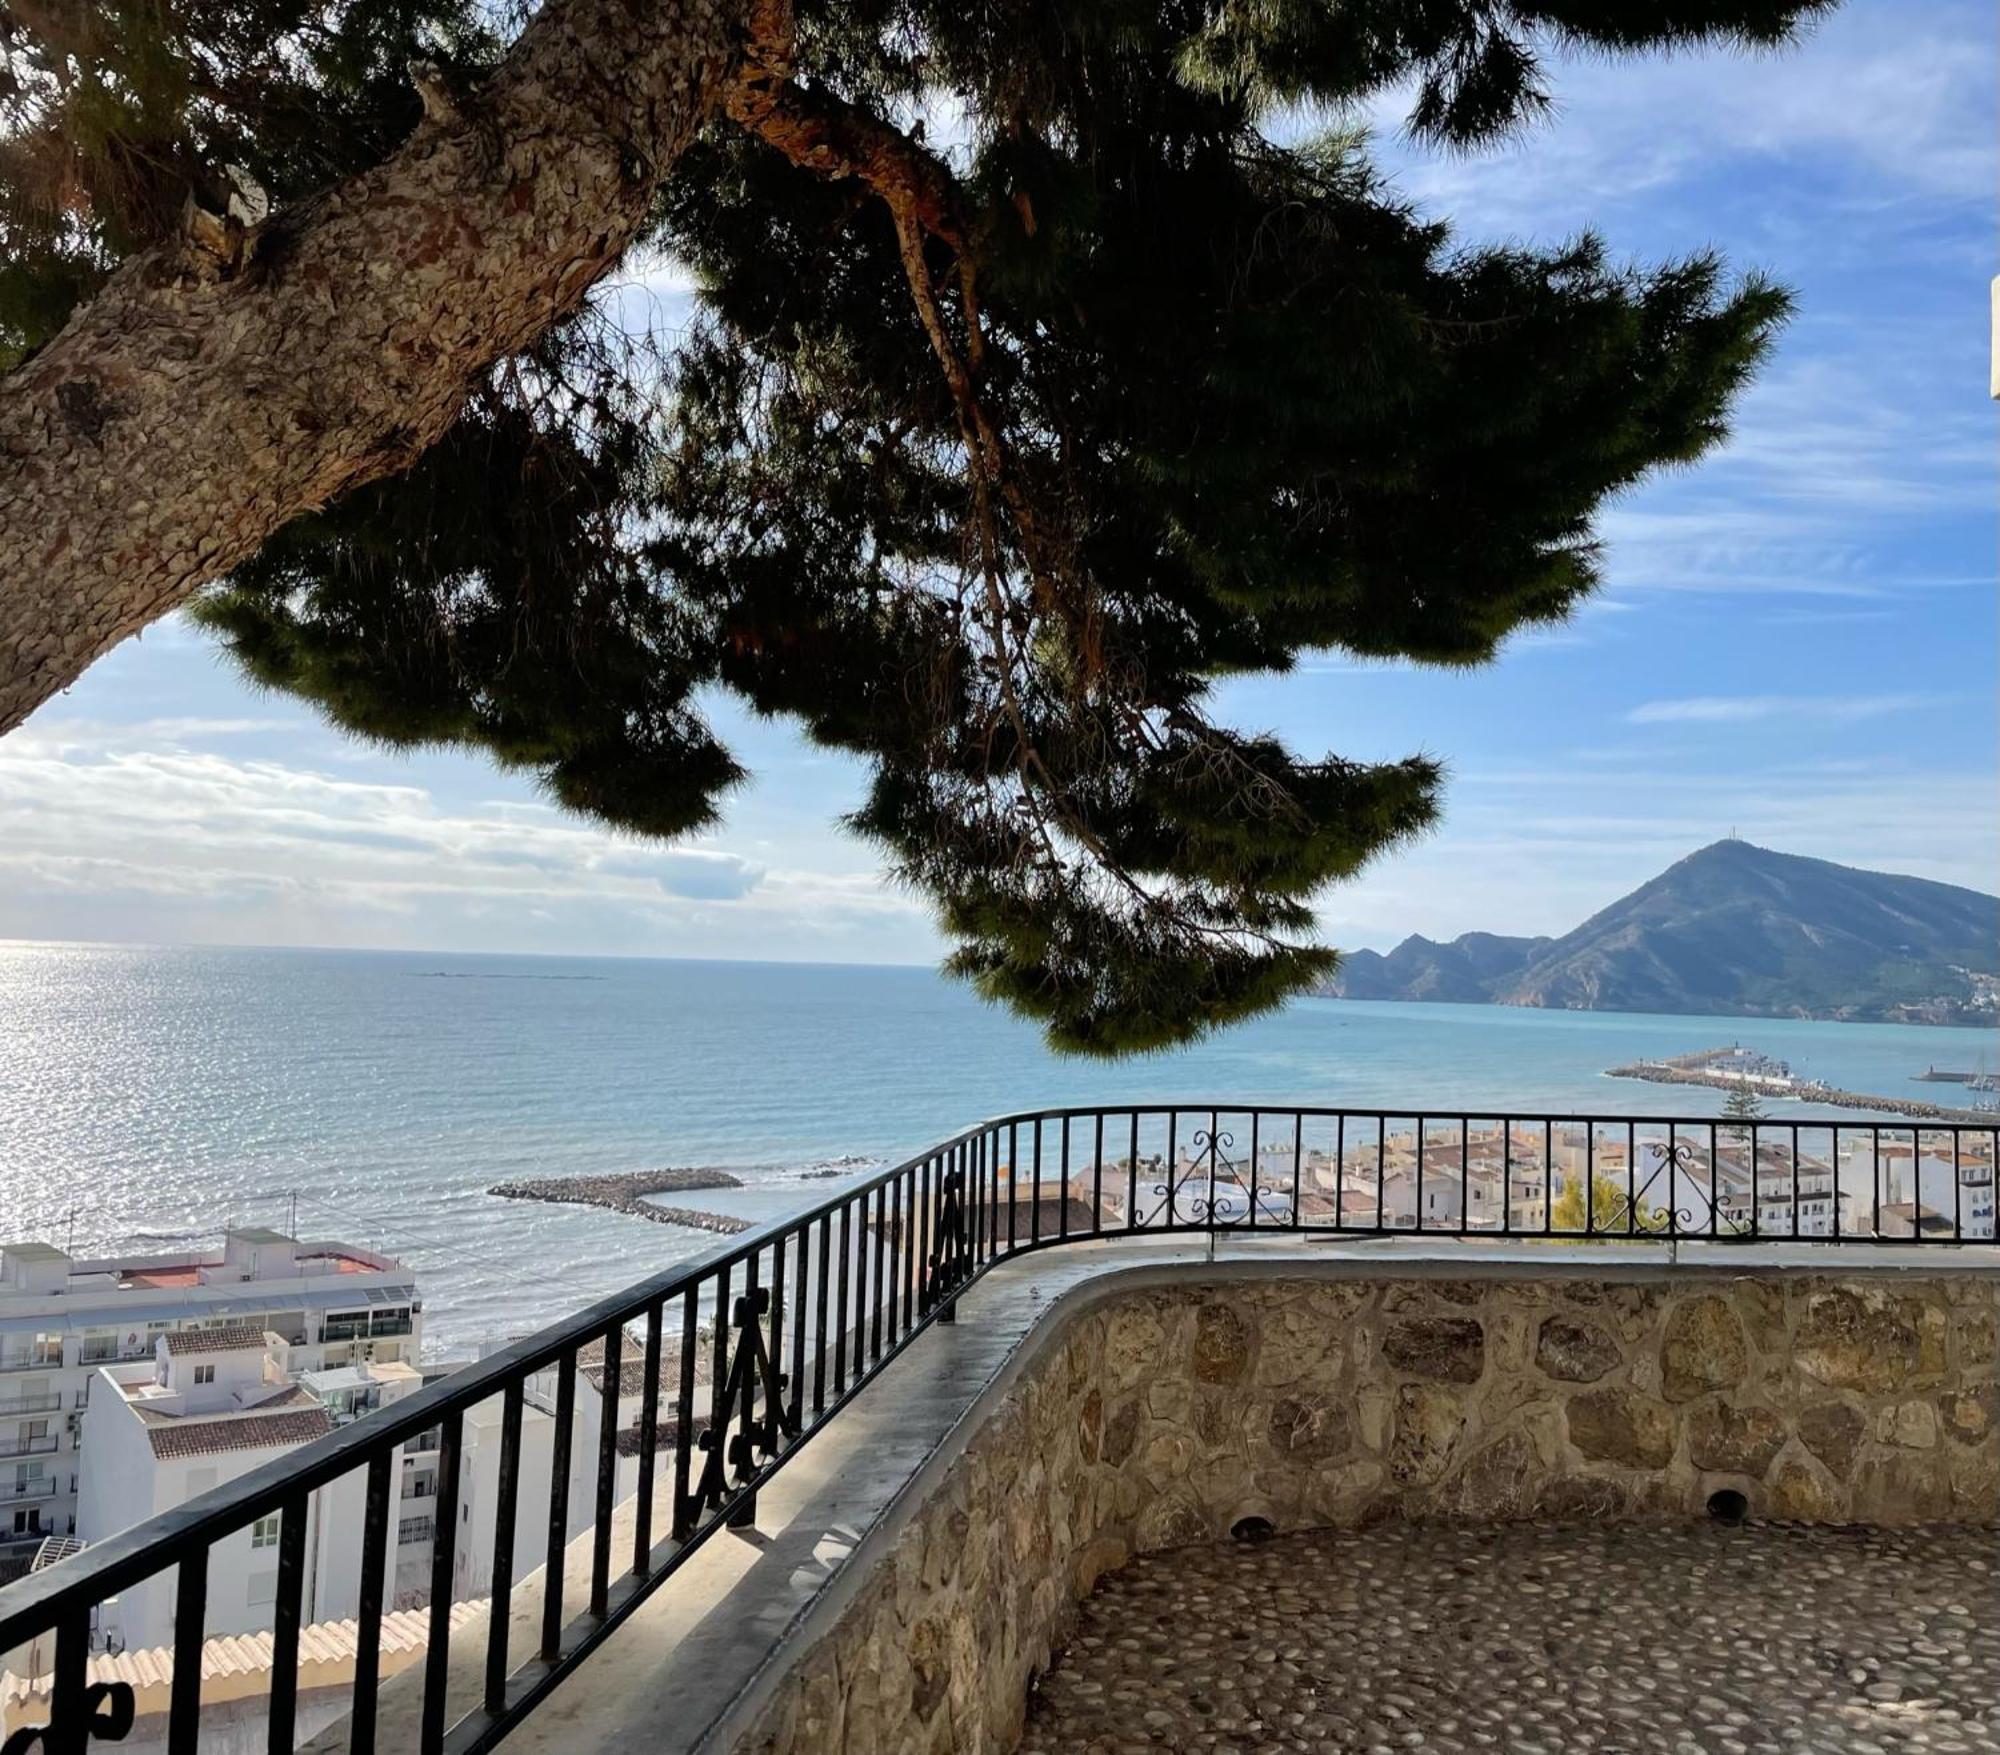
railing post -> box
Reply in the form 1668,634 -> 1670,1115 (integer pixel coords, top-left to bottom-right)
924,1154 -> 969,1323
693,1278 -> 797,1534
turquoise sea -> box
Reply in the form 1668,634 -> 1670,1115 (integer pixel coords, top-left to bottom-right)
2,942 -> 1994,1356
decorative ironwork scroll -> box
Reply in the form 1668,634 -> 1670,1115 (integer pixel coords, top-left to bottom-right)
1154,1128 -> 1245,1226
1,1681 -> 135,1755
922,1163 -> 970,1312
690,1288 -> 799,1519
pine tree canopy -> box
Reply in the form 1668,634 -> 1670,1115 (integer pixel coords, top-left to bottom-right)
1,0 -> 1832,1052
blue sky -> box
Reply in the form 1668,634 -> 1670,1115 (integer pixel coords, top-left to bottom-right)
0,0 -> 1993,963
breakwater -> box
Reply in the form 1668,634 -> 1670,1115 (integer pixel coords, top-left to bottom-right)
490,1168 -> 755,1236
1605,1063 -> 1997,1126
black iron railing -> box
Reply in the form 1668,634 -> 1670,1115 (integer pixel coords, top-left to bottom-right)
0,1104 -> 1993,1755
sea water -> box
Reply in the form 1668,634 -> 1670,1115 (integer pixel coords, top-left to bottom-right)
2,942 -> 1993,1355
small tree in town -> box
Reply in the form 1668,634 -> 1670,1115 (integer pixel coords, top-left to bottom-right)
0,0 -> 1837,1051
1722,1085 -> 1766,1125
1718,1082 -> 1766,1227
1552,1170 -> 1667,1238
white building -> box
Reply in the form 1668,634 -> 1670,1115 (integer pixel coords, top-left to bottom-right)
447,1396 -> 558,1606
0,1230 -> 419,1579
75,1329 -> 424,1651
529,1333 -> 712,1552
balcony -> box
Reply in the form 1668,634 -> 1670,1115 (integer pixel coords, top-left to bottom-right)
2,1478 -> 58,1503
0,1393 -> 60,1420
0,1438 -> 57,1462
75,1342 -> 153,1367
320,1316 -> 413,1345
0,1103 -> 1993,1755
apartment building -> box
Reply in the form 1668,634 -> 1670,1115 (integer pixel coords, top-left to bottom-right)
0,1229 -> 420,1575
74,1329 -> 425,1650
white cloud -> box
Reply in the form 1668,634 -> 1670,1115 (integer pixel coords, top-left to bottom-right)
1624,693 -> 1933,726
594,847 -> 766,900
0,725 -> 930,959
1357,3 -> 1993,242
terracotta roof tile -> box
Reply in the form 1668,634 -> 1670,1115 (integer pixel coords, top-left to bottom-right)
163,1326 -> 267,1356
613,1413 -> 710,1457
0,1602 -> 486,1708
146,1408 -> 333,1461
574,1335 -> 713,1399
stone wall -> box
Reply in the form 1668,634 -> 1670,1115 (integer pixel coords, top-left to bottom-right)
733,1268 -> 1997,1755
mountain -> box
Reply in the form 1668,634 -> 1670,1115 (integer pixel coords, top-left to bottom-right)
1319,841 -> 2000,1025
1327,931 -> 1553,1003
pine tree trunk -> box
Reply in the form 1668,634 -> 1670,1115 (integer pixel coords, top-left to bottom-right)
0,0 -> 745,734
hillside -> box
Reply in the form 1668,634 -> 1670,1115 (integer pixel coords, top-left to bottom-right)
1321,841 -> 2000,1025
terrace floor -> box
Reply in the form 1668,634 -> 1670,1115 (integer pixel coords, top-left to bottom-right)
1020,1522 -> 1999,1755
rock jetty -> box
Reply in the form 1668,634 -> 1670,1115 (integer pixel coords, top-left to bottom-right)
490,1168 -> 754,1236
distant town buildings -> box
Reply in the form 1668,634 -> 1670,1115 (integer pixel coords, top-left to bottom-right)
1070,1119 -> 1993,1243
0,1229 -> 420,1581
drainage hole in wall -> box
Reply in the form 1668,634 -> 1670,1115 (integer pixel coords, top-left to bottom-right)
1230,1516 -> 1276,1543
1706,1489 -> 1749,1525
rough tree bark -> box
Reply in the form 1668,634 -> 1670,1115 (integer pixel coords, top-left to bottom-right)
0,0 -> 748,735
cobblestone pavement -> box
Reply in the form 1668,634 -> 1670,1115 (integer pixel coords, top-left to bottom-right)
1020,1523 -> 1998,1755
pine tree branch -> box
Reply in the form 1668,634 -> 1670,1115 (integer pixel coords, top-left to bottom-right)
0,0 -> 746,735
722,15 -> 1299,959
723,0 -> 966,248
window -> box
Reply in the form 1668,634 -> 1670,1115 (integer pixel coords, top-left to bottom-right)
251,1514 -> 281,1549
192,1364 -> 216,1386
